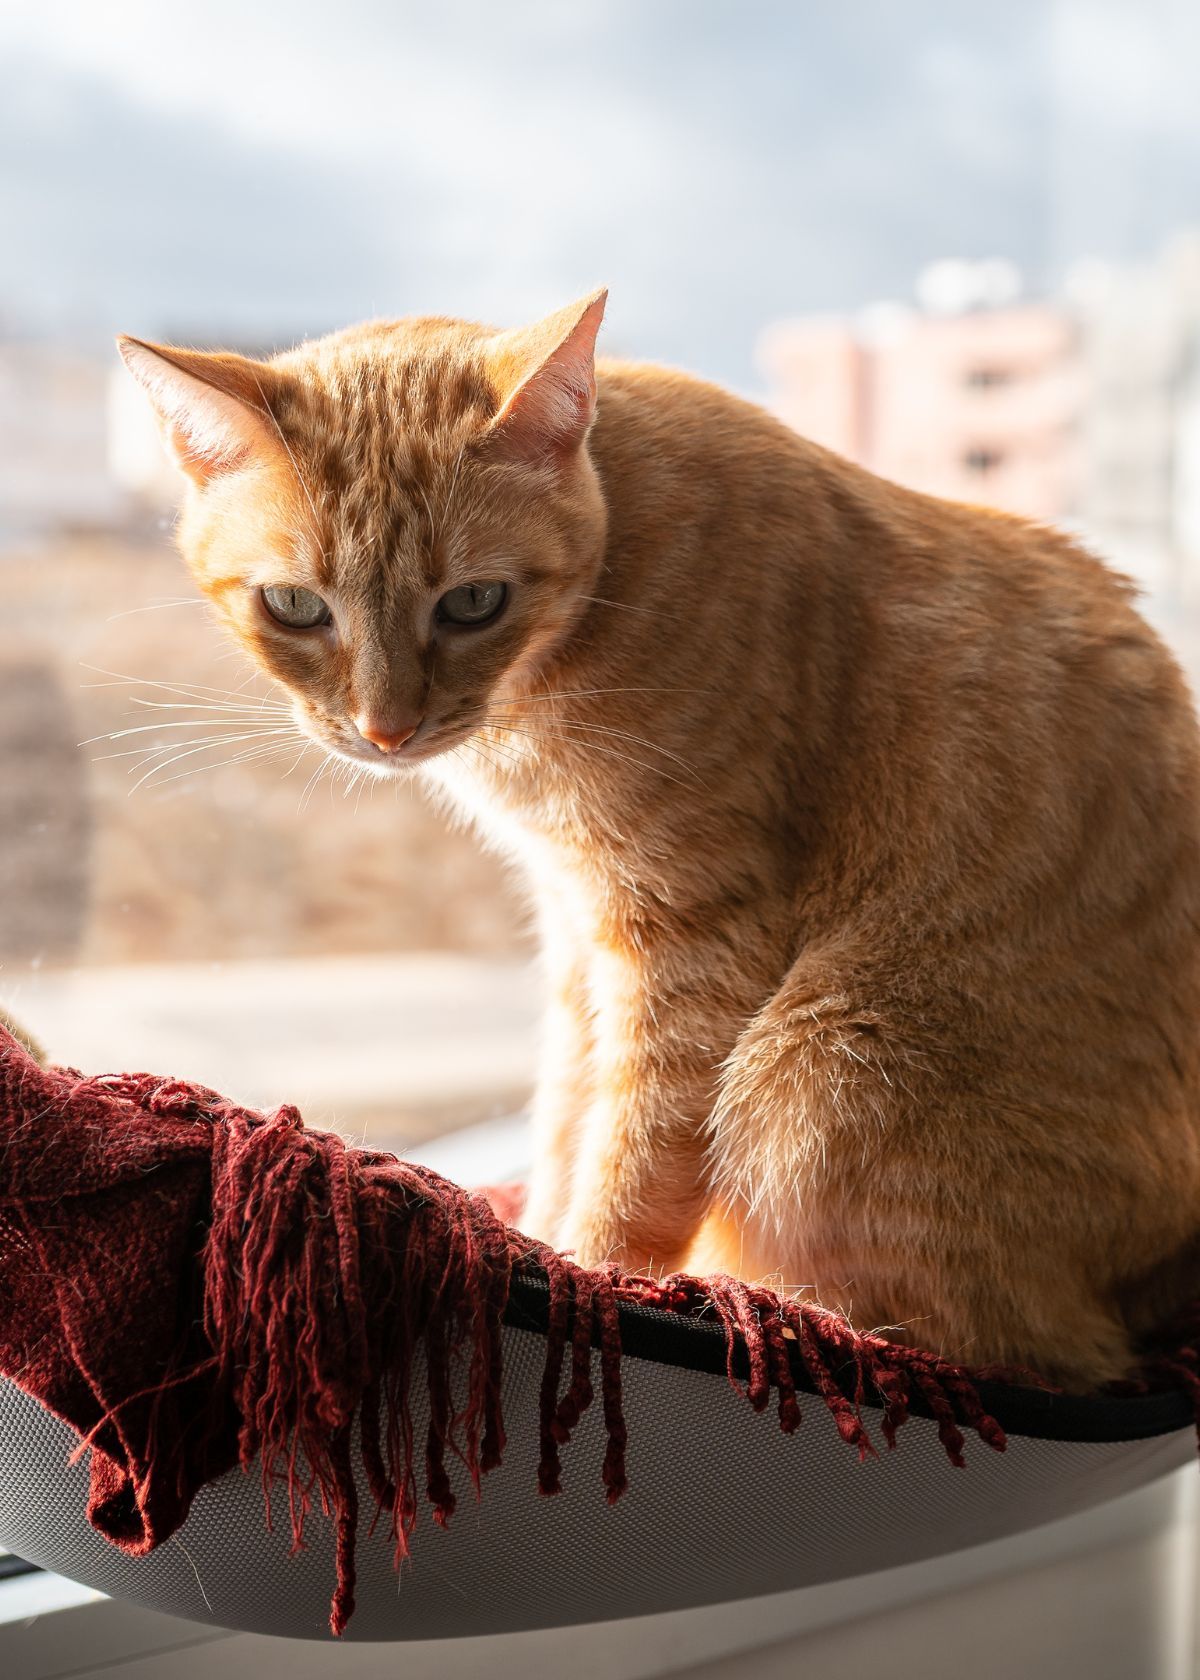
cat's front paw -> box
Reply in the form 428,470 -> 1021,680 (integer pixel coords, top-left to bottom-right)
516,1194 -> 563,1247
559,1216 -> 674,1276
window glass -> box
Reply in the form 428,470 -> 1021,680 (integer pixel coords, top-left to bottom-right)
3,1 -> 1199,1159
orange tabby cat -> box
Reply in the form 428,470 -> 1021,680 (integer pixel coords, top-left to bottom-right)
118,292 -> 1200,1388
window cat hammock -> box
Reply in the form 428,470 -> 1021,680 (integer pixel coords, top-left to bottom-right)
0,1027 -> 1195,1643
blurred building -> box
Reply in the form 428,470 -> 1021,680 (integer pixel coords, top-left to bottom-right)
0,339 -> 129,542
758,263 -> 1080,524
758,240 -> 1200,609
0,333 -> 289,546
106,335 -> 283,509
106,354 -> 180,507
1066,234 -> 1200,605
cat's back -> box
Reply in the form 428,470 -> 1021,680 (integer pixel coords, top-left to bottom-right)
583,356 -> 1200,1372
852,474 -> 1200,799
595,357 -> 1200,941
591,355 -> 1194,755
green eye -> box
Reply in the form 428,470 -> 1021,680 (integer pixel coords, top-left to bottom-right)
437,581 -> 508,627
261,584 -> 331,629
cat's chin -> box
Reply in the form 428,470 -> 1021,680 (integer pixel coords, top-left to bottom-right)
317,733 -> 463,779
324,745 -> 423,780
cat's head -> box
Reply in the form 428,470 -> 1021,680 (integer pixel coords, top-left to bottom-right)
117,293 -> 608,775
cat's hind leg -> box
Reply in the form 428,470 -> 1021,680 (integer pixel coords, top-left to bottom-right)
704,960 -> 1138,1389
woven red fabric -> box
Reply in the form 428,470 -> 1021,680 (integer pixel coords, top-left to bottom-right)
0,1026 -> 1194,1634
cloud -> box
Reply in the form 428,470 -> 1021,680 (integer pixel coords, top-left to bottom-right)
1,1 -> 1197,389
0,51 -> 412,344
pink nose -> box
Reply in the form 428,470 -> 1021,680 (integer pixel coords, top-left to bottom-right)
355,715 -> 419,753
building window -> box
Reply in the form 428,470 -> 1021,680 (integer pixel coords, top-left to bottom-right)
964,447 -> 1005,474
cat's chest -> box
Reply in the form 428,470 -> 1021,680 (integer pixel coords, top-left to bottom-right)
420,752 -> 599,879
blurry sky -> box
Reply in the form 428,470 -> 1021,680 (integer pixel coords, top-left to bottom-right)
2,0 -> 1199,389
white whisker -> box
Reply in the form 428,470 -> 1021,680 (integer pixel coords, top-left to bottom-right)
127,731 -> 298,793
578,594 -> 676,621
249,369 -> 326,540
113,697 -> 291,719
511,714 -> 698,777
492,684 -> 709,706
79,662 -> 289,711
82,718 -> 294,745
104,598 -> 209,622
132,741 -> 298,793
484,721 -> 694,789
151,747 -> 299,790
94,728 -> 295,764
279,741 -> 316,780
298,756 -> 336,814
440,444 -> 467,531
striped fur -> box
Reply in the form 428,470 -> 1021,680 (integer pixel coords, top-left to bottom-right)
119,295 -> 1200,1387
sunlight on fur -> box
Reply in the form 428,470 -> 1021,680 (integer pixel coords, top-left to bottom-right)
115,290 -> 1200,1390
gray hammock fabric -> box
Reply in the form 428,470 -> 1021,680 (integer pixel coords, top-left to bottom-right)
0,1029 -> 1194,1642
0,1292 -> 1192,1642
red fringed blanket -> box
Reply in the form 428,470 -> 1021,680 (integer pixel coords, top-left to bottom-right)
0,1026 -> 1195,1635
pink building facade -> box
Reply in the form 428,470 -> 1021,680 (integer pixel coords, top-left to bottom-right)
758,306 -> 1081,524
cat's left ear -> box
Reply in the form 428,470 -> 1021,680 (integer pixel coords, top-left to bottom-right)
116,338 -> 287,487
482,289 -> 607,467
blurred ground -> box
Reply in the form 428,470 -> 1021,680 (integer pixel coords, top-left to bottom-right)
8,953 -> 538,1153
0,532 -> 533,1138
0,532 -> 528,967
8,529 -> 1200,1147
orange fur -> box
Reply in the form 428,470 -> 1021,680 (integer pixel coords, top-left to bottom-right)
118,295 -> 1200,1388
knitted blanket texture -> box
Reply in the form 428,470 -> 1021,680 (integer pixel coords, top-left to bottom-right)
0,1027 -> 1195,1634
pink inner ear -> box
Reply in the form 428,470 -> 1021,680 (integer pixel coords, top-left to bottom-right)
492,365 -> 594,465
163,417 -> 253,483
118,337 -> 284,488
487,291 -> 606,466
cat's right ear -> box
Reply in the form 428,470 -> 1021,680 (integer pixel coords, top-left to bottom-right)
481,289 -> 607,468
116,338 -> 285,487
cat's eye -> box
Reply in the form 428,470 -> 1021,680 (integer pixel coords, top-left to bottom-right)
437,581 -> 508,627
261,584 -> 331,629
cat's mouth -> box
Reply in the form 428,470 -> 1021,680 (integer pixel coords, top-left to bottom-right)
324,737 -> 437,777
307,717 -> 475,778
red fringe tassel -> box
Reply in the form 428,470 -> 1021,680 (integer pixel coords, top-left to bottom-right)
4,1041 -> 1195,1637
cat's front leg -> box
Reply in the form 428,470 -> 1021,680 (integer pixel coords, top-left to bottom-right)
519,950 -> 596,1246
554,945 -> 733,1273
557,1052 -> 715,1273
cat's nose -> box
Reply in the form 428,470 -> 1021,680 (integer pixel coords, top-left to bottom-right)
355,714 -> 419,753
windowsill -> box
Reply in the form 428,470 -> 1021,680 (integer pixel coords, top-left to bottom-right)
6,953 -> 540,1155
